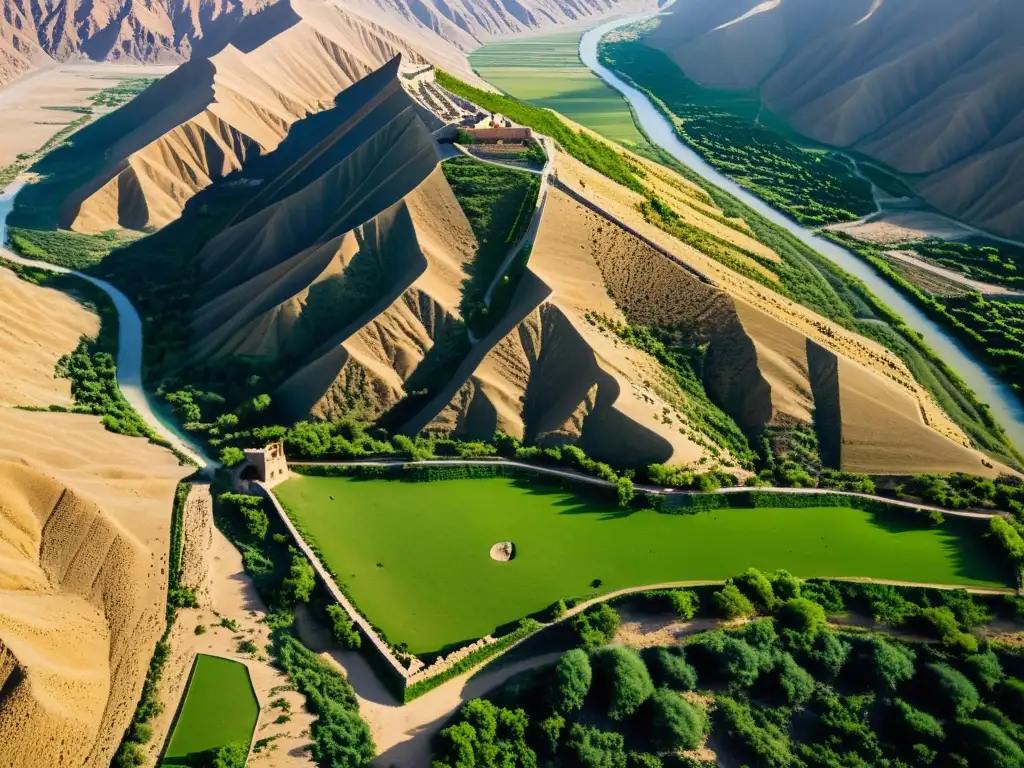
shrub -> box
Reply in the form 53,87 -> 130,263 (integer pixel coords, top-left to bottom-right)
740,619 -> 777,651
280,550 -> 315,605
435,699 -> 536,768
802,629 -> 850,680
888,699 -> 944,747
770,570 -> 801,601
917,606 -> 978,653
617,476 -> 636,508
712,584 -> 755,619
646,687 -> 707,752
963,649 -> 1004,692
1000,677 -> 1024,719
595,647 -> 655,720
219,446 -> 246,467
776,598 -> 827,640
551,649 -> 593,713
326,604 -> 361,650
572,603 -> 620,649
668,590 -> 699,620
564,724 -> 627,768
687,632 -> 764,688
800,579 -> 844,614
924,662 -> 980,718
211,742 -> 247,768
862,636 -> 916,694
647,647 -> 697,691
953,719 -> 1024,768
240,504 -> 269,540
731,568 -> 775,609
772,653 -> 814,706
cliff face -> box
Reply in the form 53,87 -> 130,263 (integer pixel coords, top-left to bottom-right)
0,0 -> 657,86
646,0 -> 1024,239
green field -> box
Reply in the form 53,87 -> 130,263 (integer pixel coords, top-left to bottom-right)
162,655 -> 259,766
470,32 -> 648,149
274,476 -> 1005,654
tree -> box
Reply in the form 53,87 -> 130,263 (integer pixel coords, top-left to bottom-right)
862,636 -> 915,694
731,568 -> 775,609
435,699 -> 537,768
551,649 -> 592,713
953,719 -> 1024,768
688,632 -> 763,688
964,649 -> 1004,692
573,604 -> 620,649
770,570 -> 801,601
1001,677 -> 1024,720
777,598 -> 827,649
712,584 -> 755,619
647,647 -> 697,691
772,653 -> 814,706
668,590 -> 698,620
917,606 -> 978,653
924,662 -> 980,718
646,688 -> 707,752
802,629 -> 850,680
326,605 -> 361,650
210,742 -> 248,768
565,724 -> 626,768
596,647 -> 655,720
617,476 -> 635,508
281,550 -> 316,605
538,713 -> 564,755
219,446 -> 246,467
886,699 -> 944,754
252,393 -> 272,412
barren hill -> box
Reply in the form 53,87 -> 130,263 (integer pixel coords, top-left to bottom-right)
0,0 -> 656,86
646,0 -> 1024,240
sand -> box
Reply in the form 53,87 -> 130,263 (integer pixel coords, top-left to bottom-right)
0,266 -> 99,408
147,485 -> 316,766
0,63 -> 177,166
0,412 -> 190,766
825,211 -> 980,246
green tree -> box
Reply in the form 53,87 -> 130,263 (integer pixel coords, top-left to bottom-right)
668,589 -> 699,619
772,653 -> 814,706
551,649 -> 593,713
964,649 -> 1004,692
219,446 -> 246,467
281,550 -> 316,605
617,476 -> 635,508
326,605 -> 361,650
565,724 -> 626,768
770,570 -> 801,600
1000,677 -> 1024,719
538,713 -> 564,755
712,584 -> 755,619
572,603 -> 620,649
863,636 -> 916,694
953,719 -> 1024,768
646,687 -> 707,752
596,647 -> 655,720
647,647 -> 697,691
731,568 -> 775,609
924,662 -> 980,718
802,629 -> 850,680
210,742 -> 248,768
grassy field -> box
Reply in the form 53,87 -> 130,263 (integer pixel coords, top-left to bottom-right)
274,476 -> 1006,655
161,655 -> 259,766
470,32 -> 649,149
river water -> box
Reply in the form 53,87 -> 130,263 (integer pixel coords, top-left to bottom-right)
0,181 -> 213,469
579,17 -> 1024,453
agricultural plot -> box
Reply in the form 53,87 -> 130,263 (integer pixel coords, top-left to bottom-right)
273,475 -> 1006,655
161,655 -> 259,766
470,33 -> 648,149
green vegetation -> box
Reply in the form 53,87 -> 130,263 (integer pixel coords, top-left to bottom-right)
910,239 -> 1024,291
599,36 -> 874,226
435,569 -> 1023,768
161,655 -> 259,767
441,156 -> 540,334
436,69 -> 645,192
273,474 -> 1005,654
469,32 -> 649,149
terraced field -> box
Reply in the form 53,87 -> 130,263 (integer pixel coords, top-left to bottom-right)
274,475 -> 1006,655
470,32 -> 648,149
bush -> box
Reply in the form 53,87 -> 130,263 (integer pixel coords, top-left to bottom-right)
1000,677 -> 1024,719
572,603 -> 620,649
211,742 -> 248,768
953,719 -> 1024,768
963,649 -> 1004,692
551,649 -> 593,713
617,476 -> 636,508
326,604 -> 362,650
668,590 -> 699,620
712,584 -> 755,619
776,598 -> 826,641
772,653 -> 814,706
917,606 -> 978,653
219,446 -> 246,467
770,570 -> 801,601
595,647 -> 655,720
687,632 -> 764,688
565,724 -> 627,768
647,647 -> 697,691
434,699 -> 536,768
924,662 -> 980,718
280,550 -> 315,605
800,580 -> 844,614
645,687 -> 707,752
731,568 -> 775,609
802,629 -> 850,680
862,636 -> 916,694
888,699 -> 944,747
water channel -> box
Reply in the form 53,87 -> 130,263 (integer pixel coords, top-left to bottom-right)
579,16 -> 1024,453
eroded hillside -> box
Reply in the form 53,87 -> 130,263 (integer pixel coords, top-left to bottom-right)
645,0 -> 1024,239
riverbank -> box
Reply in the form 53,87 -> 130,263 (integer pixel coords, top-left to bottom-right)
573,17 -> 1024,457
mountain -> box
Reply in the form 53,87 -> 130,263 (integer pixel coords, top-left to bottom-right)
645,0 -> 1024,240
0,0 -> 657,87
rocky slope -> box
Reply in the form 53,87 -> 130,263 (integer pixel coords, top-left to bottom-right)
0,0 -> 657,86
646,0 -> 1024,240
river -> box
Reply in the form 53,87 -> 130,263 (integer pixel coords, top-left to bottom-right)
579,17 -> 1024,454
0,181 -> 213,470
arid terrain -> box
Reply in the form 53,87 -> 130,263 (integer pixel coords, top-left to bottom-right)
0,270 -> 190,765
646,0 -> 1024,240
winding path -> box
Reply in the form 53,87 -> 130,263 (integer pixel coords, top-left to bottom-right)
289,458 -> 1005,520
1,183 -> 214,471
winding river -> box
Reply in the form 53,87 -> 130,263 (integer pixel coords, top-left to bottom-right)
579,17 -> 1024,454
0,181 -> 213,470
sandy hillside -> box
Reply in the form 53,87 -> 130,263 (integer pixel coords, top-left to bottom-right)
0,409 -> 190,766
0,267 -> 99,408
646,0 -> 1024,240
